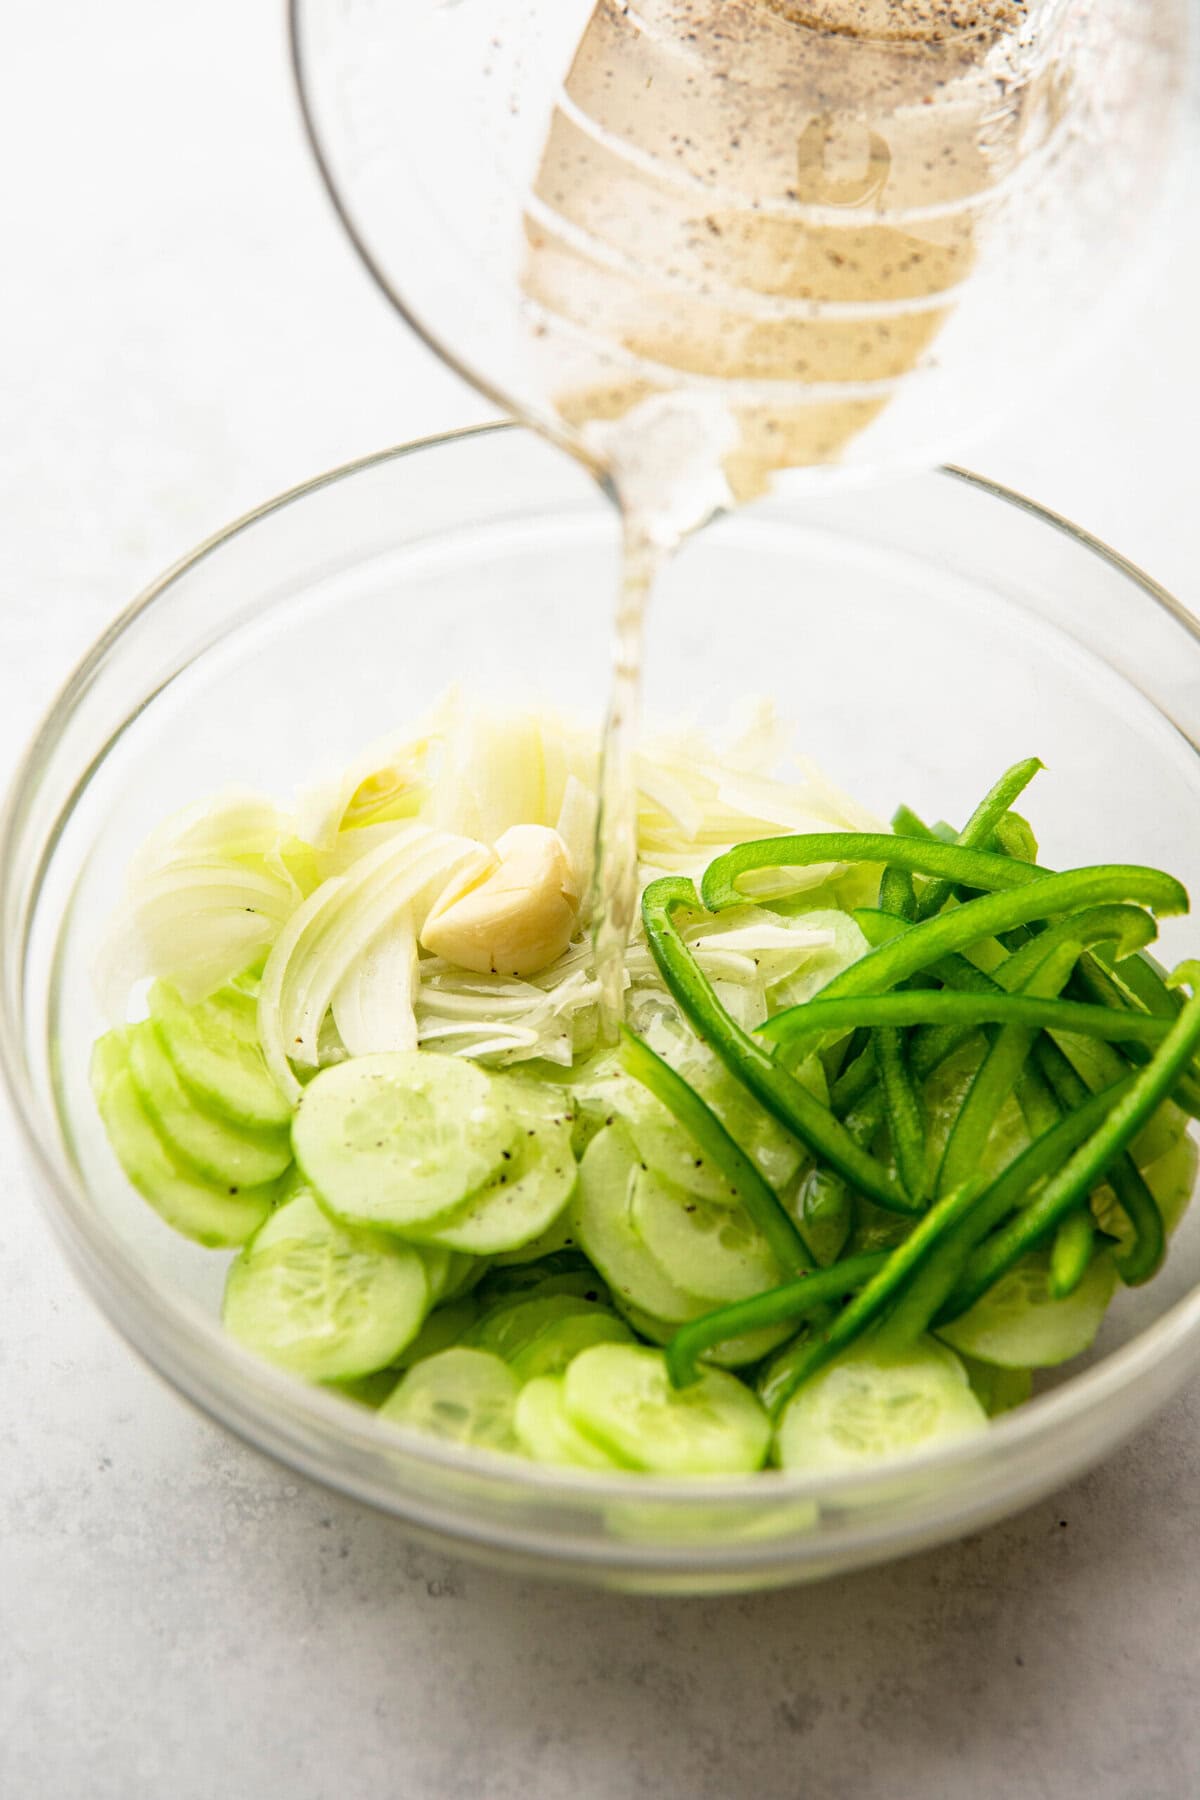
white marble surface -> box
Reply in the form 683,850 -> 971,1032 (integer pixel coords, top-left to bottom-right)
3,6 -> 1200,1796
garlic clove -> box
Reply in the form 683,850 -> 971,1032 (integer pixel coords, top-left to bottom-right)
419,824 -> 581,978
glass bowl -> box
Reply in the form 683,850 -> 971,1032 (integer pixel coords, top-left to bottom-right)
5,423 -> 1200,1594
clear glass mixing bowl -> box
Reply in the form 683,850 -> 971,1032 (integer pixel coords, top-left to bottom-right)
5,424 -> 1200,1593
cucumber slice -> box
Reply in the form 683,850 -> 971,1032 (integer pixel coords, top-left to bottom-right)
292,1051 -> 519,1231
612,1054 -> 802,1206
508,1309 -> 634,1383
91,1037 -> 274,1247
491,1204 -> 581,1266
563,1344 -> 771,1476
468,1293 -> 602,1361
630,1170 -> 784,1304
330,1368 -> 402,1410
394,1295 -> 481,1369
514,1376 -> 628,1470
574,1125 -> 703,1323
774,1338 -> 988,1475
149,981 -> 293,1131
403,1082 -> 576,1255
222,1189 -> 428,1381
127,1022 -> 292,1188
937,1250 -> 1117,1369
476,1252 -> 608,1310
1146,1129 -> 1199,1236
959,1355 -> 1033,1417
379,1347 -> 520,1453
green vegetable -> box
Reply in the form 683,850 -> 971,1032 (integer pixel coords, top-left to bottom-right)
91,1033 -> 276,1248
641,878 -> 914,1213
292,1050 -> 519,1231
379,1347 -> 521,1452
562,1345 -> 771,1476
222,1189 -> 429,1380
617,1026 -> 809,1272
913,757 -> 1044,920
774,1338 -> 987,1475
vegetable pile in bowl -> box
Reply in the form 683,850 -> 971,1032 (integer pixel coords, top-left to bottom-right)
90,692 -> 1200,1479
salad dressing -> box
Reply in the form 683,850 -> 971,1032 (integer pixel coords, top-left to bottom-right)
525,0 -> 1038,1031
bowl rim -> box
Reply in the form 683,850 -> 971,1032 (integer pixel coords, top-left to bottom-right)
5,420 -> 1200,1531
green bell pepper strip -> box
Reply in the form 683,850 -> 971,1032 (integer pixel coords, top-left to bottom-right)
701,833 -> 1047,914
1034,1037 -> 1164,1287
667,1075 -> 1133,1400
934,912 -> 1157,1202
665,1253 -> 888,1389
1049,1209 -> 1097,1299
874,866 -> 928,1205
798,1088 -> 884,1266
761,990 -> 1171,1057
640,878 -> 916,1214
941,967 -> 1200,1306
790,868 -> 1184,1003
914,756 -> 1044,921
616,1026 -> 810,1275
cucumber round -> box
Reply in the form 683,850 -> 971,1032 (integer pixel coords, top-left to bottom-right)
127,1021 -> 292,1188
491,1204 -> 581,1266
292,1051 -> 519,1231
774,1338 -> 988,1476
514,1376 -> 628,1470
574,1125 -> 703,1323
508,1309 -> 634,1382
563,1344 -> 771,1476
149,980 -> 292,1131
630,1169 -> 784,1304
937,1249 -> 1117,1369
468,1293 -> 601,1361
222,1189 -> 429,1381
613,1055 -> 802,1206
394,1295 -> 481,1369
91,1037 -> 274,1247
959,1355 -> 1034,1417
476,1252 -> 607,1310
403,1083 -> 576,1255
379,1348 -> 520,1453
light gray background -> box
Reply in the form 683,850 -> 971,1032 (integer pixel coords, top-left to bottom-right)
2,7 -> 1199,1797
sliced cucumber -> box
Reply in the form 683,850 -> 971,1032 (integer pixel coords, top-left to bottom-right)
937,1249 -> 1116,1369
1146,1129 -> 1199,1236
630,1169 -> 784,1304
394,1295 -> 481,1369
468,1293 -> 602,1361
379,1347 -> 520,1453
491,1204 -> 581,1265
476,1252 -> 608,1311
774,1337 -> 987,1475
514,1375 -> 628,1470
563,1344 -> 771,1476
91,1036 -> 274,1247
403,1081 -> 576,1255
508,1309 -> 634,1383
960,1354 -> 1034,1417
329,1368 -> 402,1410
613,1052 -> 802,1206
222,1188 -> 428,1381
149,980 -> 292,1131
1092,1125 -> 1198,1247
127,1021 -> 292,1188
574,1125 -> 703,1323
292,1051 -> 519,1231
